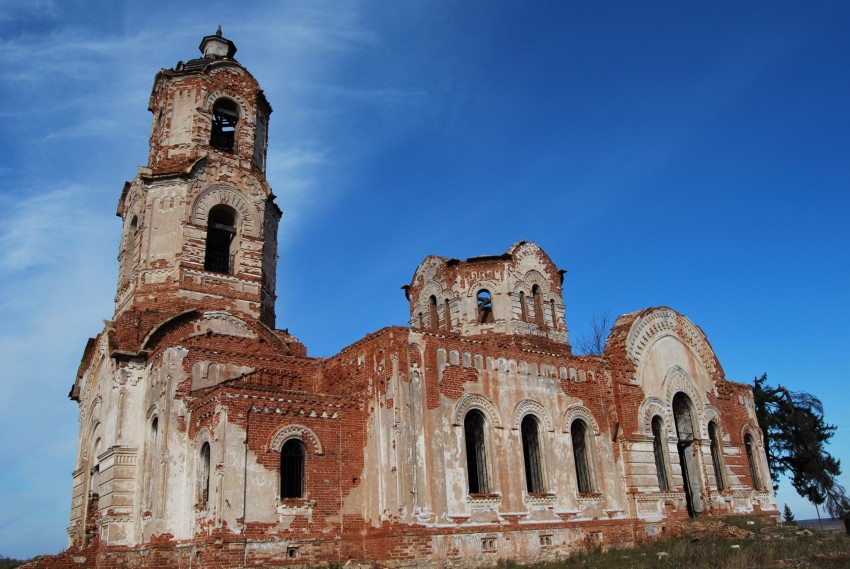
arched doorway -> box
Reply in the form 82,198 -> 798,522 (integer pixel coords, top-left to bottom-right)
672,392 -> 704,516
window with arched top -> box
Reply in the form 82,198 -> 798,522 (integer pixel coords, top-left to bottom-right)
464,410 -> 490,493
745,433 -> 763,491
119,216 -> 139,285
549,299 -> 557,329
146,417 -> 159,511
444,298 -> 452,330
198,442 -> 211,505
429,295 -> 439,329
204,204 -> 237,274
210,98 -> 238,152
532,285 -> 545,328
571,419 -> 595,493
280,439 -> 306,499
519,291 -> 528,322
672,392 -> 704,515
708,422 -> 725,491
128,215 -> 138,256
651,415 -> 670,491
477,290 -> 494,324
521,415 -> 545,493
90,435 -> 102,496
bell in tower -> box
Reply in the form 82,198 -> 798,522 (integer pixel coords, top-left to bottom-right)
115,27 -> 278,332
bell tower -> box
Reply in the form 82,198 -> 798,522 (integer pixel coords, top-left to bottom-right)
114,27 -> 278,334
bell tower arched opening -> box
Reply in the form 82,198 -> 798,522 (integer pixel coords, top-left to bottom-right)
210,97 -> 238,153
204,204 -> 237,274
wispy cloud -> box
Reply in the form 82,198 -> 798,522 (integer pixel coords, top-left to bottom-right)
0,0 -> 58,22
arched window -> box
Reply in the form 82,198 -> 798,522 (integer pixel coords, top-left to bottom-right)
477,290 -> 494,324
90,435 -> 102,496
146,417 -> 159,510
571,419 -> 595,493
280,439 -> 306,499
198,442 -> 211,505
204,204 -> 237,274
549,299 -> 557,329
521,415 -> 545,493
745,433 -> 762,491
210,97 -> 238,152
651,415 -> 669,491
119,216 -> 138,284
532,285 -> 545,327
708,422 -> 725,491
519,291 -> 528,322
672,392 -> 704,515
464,410 -> 489,494
429,295 -> 439,329
444,298 -> 452,331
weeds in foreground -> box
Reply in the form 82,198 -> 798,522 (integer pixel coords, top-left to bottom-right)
490,530 -> 849,569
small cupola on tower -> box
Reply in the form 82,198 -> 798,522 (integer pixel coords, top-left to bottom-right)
200,25 -> 237,59
405,241 -> 569,346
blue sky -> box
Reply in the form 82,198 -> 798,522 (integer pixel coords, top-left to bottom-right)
0,0 -> 848,559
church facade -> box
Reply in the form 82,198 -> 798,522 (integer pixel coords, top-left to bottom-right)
52,32 -> 775,568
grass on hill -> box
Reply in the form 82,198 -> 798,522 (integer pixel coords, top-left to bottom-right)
493,517 -> 850,569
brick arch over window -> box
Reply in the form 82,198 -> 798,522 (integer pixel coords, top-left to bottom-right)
741,423 -> 766,491
412,281 -> 452,329
702,405 -> 722,439
465,279 -> 500,300
523,270 -> 550,295
453,394 -> 503,429
562,404 -> 600,436
268,424 -> 323,456
512,400 -> 555,433
638,396 -> 673,438
663,366 -> 704,423
203,90 -> 251,125
83,397 -> 103,460
191,185 -> 259,238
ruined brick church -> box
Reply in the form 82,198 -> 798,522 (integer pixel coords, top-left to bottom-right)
52,31 -> 777,568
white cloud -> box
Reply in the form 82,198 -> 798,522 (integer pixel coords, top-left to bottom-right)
0,0 -> 58,22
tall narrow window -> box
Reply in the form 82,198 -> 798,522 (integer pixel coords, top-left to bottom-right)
521,415 -> 545,493
477,290 -> 494,324
745,434 -> 762,491
444,298 -> 452,331
429,295 -> 439,329
673,392 -> 704,516
280,439 -> 306,499
204,204 -> 237,274
146,417 -> 159,510
708,422 -> 725,491
532,285 -> 545,327
210,98 -> 238,152
464,410 -> 489,493
120,216 -> 138,285
571,420 -> 594,493
519,291 -> 528,322
90,435 -> 102,496
651,416 -> 669,491
549,299 -> 557,329
198,442 -> 211,505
